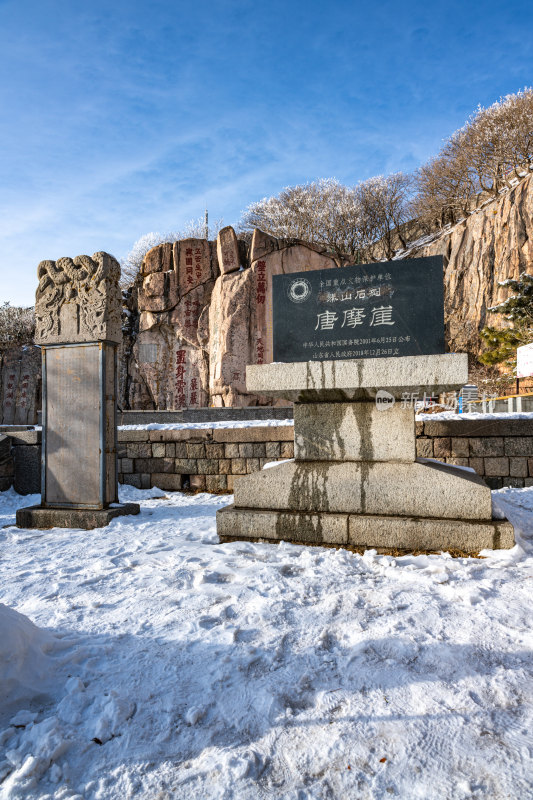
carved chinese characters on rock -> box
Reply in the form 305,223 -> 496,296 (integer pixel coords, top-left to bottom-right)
255,260 -> 267,364
174,345 -> 206,408
178,239 -> 212,296
34,252 -> 122,345
175,348 -> 187,407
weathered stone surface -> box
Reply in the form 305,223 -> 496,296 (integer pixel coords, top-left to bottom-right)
217,505 -> 349,544
246,354 -> 468,402
484,457 -> 509,476
348,514 -> 515,552
168,282 -> 214,347
249,228 -> 279,263
433,438 -> 452,458
178,238 -> 213,296
217,226 -> 240,275
206,475 -> 227,492
13,445 -> 41,495
232,458 -> 493,520
151,473 -> 183,491
131,327 -> 208,409
470,438 -> 504,457
16,503 -> 140,530
294,402 -> 415,462
416,439 -> 434,458
451,437 -> 470,457
138,271 -> 178,313
510,457 -> 528,477
0,345 -> 41,425
141,242 -> 173,276
410,172 -> 533,355
422,419 -> 533,437
208,269 -> 255,406
35,252 -> 122,344
217,506 -> 513,553
212,425 -> 293,442
504,437 -> 533,456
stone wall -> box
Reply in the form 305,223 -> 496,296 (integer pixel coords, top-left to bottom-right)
117,425 -> 295,493
416,417 -> 533,489
4,417 -> 533,495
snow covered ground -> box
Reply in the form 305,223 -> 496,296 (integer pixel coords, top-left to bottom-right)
0,484 -> 532,799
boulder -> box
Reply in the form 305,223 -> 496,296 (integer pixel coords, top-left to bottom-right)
217,226 -> 241,275
177,238 -> 213,296
141,242 -> 173,275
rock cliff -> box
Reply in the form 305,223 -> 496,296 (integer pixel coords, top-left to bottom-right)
405,171 -> 533,354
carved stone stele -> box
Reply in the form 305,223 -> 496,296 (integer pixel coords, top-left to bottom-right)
35,251 -> 122,345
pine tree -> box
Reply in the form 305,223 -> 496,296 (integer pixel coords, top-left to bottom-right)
479,273 -> 533,366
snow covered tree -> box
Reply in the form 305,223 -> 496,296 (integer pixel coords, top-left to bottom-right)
0,303 -> 35,348
413,88 -> 533,230
412,147 -> 475,230
240,176 -> 412,263
356,172 -> 412,259
479,273 -> 533,367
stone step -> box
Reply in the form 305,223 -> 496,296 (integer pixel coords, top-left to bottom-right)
232,458 -> 493,521
217,506 -> 514,554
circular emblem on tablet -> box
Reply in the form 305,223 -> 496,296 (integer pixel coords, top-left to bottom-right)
288,278 -> 312,303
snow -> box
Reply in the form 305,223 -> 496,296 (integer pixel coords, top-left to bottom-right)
0,483 -> 532,798
118,419 -> 293,431
417,410 -> 533,421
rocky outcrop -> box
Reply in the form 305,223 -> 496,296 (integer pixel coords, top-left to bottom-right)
124,228 -> 345,408
406,172 -> 533,354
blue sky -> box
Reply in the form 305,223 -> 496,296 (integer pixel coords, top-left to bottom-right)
1,0 -> 532,305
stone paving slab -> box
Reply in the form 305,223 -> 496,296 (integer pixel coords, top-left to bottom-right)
16,503 -> 140,530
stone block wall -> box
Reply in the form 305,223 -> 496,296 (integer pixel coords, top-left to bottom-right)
3,417 -> 533,495
118,425 -> 295,493
416,417 -> 533,489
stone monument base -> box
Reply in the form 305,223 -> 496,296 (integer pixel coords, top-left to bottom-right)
215,356 -> 515,555
217,506 -> 514,556
16,503 -> 140,531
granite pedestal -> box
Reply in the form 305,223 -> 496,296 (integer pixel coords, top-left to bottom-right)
217,354 -> 515,554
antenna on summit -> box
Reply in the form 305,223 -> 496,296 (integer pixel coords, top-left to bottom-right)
204,207 -> 208,240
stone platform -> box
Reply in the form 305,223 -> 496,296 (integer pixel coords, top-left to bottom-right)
216,355 -> 515,554
218,507 -> 514,554
16,503 -> 140,530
